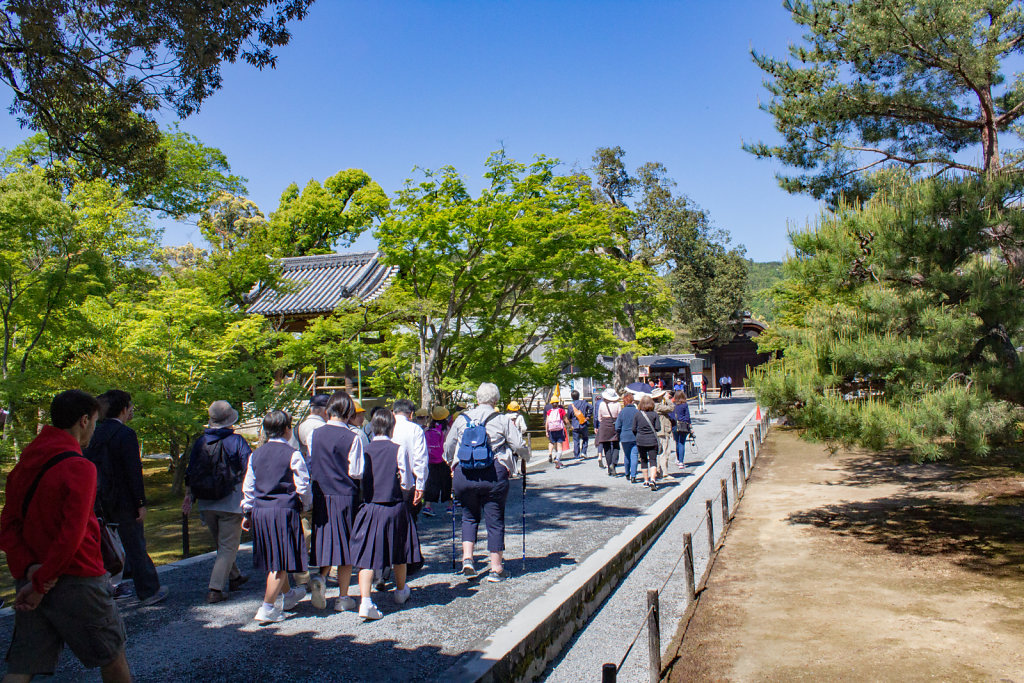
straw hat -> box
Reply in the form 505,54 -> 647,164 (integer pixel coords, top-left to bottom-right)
507,401 -> 521,412
208,400 -> 239,428
651,388 -> 667,400
601,388 -> 620,402
414,407 -> 429,418
431,406 -> 449,421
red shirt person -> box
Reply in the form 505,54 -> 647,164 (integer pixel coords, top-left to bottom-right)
0,390 -> 131,681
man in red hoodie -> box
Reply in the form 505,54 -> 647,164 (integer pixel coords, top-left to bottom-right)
0,390 -> 131,682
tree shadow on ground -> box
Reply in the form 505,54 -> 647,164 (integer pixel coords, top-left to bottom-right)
787,496 -> 1024,578
53,613 -> 473,682
824,449 -> 1024,494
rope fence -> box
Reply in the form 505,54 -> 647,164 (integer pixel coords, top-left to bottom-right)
600,410 -> 770,682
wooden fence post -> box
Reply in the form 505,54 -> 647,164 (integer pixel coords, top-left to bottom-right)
683,532 -> 696,602
731,462 -> 739,499
705,500 -> 715,553
739,450 -> 747,481
647,590 -> 661,683
181,512 -> 190,558
721,479 -> 730,521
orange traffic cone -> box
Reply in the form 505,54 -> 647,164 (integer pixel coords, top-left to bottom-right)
755,405 -> 762,421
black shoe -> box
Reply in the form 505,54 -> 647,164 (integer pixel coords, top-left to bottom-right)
650,482 -> 658,492
228,574 -> 249,592
630,476 -> 637,484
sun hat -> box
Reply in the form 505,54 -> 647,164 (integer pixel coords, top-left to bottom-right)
310,393 -> 330,408
651,388 -> 666,400
601,388 -> 620,402
431,406 -> 450,421
507,401 -> 521,412
414,407 -> 429,418
208,400 -> 239,428
352,399 -> 365,414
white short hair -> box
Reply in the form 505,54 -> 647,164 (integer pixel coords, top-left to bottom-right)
476,382 -> 500,406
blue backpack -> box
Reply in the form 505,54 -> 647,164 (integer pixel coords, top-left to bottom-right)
457,412 -> 498,470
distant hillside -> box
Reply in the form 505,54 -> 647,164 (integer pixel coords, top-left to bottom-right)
744,259 -> 784,322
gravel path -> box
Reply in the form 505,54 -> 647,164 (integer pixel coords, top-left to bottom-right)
0,397 -> 754,682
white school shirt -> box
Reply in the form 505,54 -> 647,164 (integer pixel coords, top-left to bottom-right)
241,438 -> 312,513
392,413 -> 429,492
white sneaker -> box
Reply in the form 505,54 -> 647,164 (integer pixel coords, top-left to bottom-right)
393,586 -> 411,605
310,575 -> 327,610
282,587 -> 304,611
254,603 -> 285,624
359,601 -> 383,620
335,595 -> 358,611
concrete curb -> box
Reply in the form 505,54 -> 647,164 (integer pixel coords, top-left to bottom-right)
438,407 -> 757,682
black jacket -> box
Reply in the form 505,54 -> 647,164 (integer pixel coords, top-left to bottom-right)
83,418 -> 145,521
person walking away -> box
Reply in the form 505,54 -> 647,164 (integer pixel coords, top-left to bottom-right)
652,389 -> 673,481
544,400 -> 570,469
633,396 -> 662,491
569,391 -> 593,461
241,411 -> 312,623
297,394 -> 330,457
85,389 -> 167,605
307,391 -> 364,612
391,400 -> 429,524
0,390 -> 131,682
422,407 -> 451,517
506,401 -> 528,439
444,383 -> 530,581
670,390 -> 693,469
181,400 -> 252,604
350,409 -> 423,620
594,388 -> 621,472
614,394 -> 639,481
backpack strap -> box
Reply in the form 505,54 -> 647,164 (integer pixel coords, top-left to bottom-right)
21,451 -> 82,518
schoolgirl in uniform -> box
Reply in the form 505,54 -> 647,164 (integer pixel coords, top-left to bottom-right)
349,409 -> 422,620
241,410 -> 312,624
307,391 -> 364,612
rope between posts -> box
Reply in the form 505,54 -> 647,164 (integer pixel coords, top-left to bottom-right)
607,421 -> 766,675
618,603 -> 657,670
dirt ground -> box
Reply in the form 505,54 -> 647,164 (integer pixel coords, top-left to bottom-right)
665,428 -> 1024,682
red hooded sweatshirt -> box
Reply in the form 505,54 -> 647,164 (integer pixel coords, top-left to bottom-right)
0,425 -> 105,594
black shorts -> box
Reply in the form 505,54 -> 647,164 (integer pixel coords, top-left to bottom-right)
6,574 -> 125,675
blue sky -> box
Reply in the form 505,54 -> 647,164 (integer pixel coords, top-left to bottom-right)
0,0 -> 824,261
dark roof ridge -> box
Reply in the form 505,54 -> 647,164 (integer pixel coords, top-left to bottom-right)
277,251 -> 379,270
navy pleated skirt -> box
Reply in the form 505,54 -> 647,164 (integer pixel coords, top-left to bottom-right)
350,502 -> 423,571
251,506 -> 307,573
311,492 -> 357,567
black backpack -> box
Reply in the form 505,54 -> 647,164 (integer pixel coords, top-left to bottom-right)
188,437 -> 240,501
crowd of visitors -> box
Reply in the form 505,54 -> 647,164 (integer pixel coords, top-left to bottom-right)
0,378 -> 704,678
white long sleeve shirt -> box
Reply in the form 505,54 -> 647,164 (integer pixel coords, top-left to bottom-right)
392,413 -> 429,491
241,438 -> 312,512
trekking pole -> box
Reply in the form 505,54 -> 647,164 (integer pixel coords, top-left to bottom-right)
451,498 -> 458,573
521,456 -> 527,575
